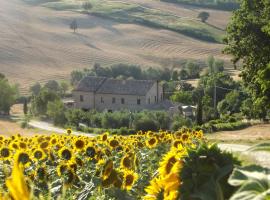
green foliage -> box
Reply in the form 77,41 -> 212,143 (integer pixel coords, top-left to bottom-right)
31,89 -> 60,116
201,117 -> 250,133
224,0 -> 270,119
180,143 -> 241,200
133,116 -> 158,131
64,109 -> 173,133
171,91 -> 193,104
44,80 -> 60,92
71,70 -> 85,86
171,115 -> 193,131
47,100 -> 67,126
207,56 -> 224,74
228,165 -> 270,200
30,82 -> 41,96
23,99 -> 28,115
185,60 -> 201,78
0,77 -> 18,114
217,90 -> 243,115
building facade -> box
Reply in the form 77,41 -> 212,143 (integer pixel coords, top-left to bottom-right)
73,76 -> 164,111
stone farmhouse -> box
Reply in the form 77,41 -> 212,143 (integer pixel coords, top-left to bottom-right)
73,76 -> 164,111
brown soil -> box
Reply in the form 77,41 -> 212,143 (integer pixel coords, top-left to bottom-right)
0,118 -> 50,137
207,124 -> 270,144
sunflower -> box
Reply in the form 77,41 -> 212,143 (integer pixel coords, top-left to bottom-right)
19,142 -> 27,149
66,128 -> 72,135
101,169 -> 118,188
120,155 -> 133,169
0,147 -> 11,160
144,177 -> 164,200
181,133 -> 190,143
56,163 -> 68,176
101,132 -> 109,142
172,139 -> 182,149
109,139 -> 119,149
158,151 -> 178,177
15,151 -> 30,165
146,137 -> 158,148
50,137 -> 58,146
85,144 -> 96,158
10,142 -> 19,150
5,160 -> 30,200
102,160 -> 114,180
59,147 -> 72,160
122,170 -> 138,190
163,173 -> 180,200
32,148 -> 46,162
39,141 -> 49,150
74,138 -> 85,151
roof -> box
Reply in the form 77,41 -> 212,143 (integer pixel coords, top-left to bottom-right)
74,76 -> 156,96
74,76 -> 107,92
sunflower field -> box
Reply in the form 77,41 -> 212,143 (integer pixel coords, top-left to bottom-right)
0,129 -> 239,200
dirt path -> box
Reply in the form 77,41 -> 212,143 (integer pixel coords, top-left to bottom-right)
29,120 -> 96,137
218,144 -> 270,168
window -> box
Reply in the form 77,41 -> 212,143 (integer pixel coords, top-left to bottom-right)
148,98 -> 150,104
101,97 -> 104,103
137,99 -> 141,105
121,98 -> 125,104
155,96 -> 157,102
112,97 -> 116,104
80,95 -> 84,102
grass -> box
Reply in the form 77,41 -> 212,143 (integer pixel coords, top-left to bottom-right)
42,0 -> 224,43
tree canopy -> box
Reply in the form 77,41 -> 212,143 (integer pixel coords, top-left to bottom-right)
0,76 -> 18,114
224,0 -> 270,119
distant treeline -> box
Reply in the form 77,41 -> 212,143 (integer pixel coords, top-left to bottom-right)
161,0 -> 239,11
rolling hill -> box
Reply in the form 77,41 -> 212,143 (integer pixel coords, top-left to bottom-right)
0,0 -> 233,94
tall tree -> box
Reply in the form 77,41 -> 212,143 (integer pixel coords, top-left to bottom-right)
23,99 -> 28,115
0,77 -> 18,115
224,0 -> 270,119
30,82 -> 41,96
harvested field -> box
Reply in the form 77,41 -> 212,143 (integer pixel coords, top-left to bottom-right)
0,118 -> 50,137
0,0 -> 233,95
207,124 -> 270,144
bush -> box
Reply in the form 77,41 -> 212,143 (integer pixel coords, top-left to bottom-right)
172,116 -> 193,131
133,117 -> 158,131
201,120 -> 251,133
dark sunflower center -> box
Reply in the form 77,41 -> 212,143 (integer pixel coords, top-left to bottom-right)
1,148 -> 10,157
166,157 -> 177,174
61,149 -> 72,160
34,151 -> 43,159
149,138 -> 156,145
18,153 -> 30,164
123,157 -> 131,168
110,140 -> 119,148
86,147 -> 96,158
75,140 -> 84,149
125,174 -> 134,186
